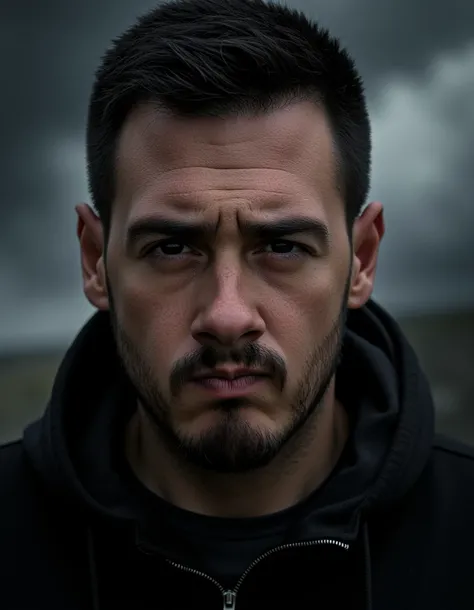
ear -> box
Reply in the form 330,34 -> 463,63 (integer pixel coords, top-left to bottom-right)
347,201 -> 385,310
76,203 -> 109,310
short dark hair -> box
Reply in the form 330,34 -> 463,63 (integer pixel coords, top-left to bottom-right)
86,0 -> 371,236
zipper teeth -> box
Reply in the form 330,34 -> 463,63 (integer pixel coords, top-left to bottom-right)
167,538 -> 349,596
168,560 -> 226,593
233,538 -> 349,594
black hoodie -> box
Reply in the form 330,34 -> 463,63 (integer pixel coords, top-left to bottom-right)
1,299 -> 474,610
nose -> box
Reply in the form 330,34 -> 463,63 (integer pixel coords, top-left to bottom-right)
191,268 -> 266,348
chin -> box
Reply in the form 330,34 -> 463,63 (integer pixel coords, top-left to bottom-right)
172,407 -> 286,473
183,399 -> 278,435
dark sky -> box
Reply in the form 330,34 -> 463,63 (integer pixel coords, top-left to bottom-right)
1,0 -> 473,350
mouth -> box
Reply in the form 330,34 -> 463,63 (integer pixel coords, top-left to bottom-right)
192,367 -> 269,382
190,368 -> 270,397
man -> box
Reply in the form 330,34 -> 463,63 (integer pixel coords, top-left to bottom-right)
1,0 -> 474,608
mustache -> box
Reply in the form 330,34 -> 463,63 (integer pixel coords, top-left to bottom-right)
169,343 -> 287,395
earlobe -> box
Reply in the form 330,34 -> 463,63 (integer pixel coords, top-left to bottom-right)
75,203 -> 110,311
347,202 -> 384,310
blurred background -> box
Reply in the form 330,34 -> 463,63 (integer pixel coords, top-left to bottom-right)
1,0 -> 473,444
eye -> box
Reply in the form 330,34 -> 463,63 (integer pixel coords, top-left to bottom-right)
262,240 -> 310,257
144,239 -> 193,259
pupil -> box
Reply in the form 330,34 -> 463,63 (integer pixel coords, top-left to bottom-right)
162,243 -> 183,255
272,241 -> 292,253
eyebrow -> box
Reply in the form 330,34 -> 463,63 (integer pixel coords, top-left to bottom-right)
244,217 -> 329,246
126,218 -> 216,250
126,215 -> 330,249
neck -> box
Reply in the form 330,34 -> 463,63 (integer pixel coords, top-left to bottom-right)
125,382 -> 348,518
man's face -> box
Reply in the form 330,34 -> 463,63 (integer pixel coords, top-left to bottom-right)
104,100 -> 353,472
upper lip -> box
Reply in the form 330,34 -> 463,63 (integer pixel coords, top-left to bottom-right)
192,367 -> 268,381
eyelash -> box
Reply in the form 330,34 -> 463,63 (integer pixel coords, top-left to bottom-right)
260,240 -> 312,258
143,238 -> 314,260
144,239 -> 194,259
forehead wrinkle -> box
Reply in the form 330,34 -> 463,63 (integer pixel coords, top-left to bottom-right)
159,193 -> 300,216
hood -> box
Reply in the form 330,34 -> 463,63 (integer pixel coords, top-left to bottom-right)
23,299 -> 435,535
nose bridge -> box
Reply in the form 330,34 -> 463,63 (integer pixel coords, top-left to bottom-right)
213,254 -> 243,303
192,251 -> 265,345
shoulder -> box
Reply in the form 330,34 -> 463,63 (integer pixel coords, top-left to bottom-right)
0,438 -> 43,515
375,435 -> 474,526
0,438 -> 23,456
0,439 -> 47,558
0,437 -> 79,556
0,438 -> 26,481
426,435 -> 474,495
432,434 -> 474,462
0,436 -> 68,530
407,434 -> 474,514
0,442 -> 90,606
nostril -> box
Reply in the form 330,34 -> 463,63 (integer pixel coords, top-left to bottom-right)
194,331 -> 220,345
242,330 -> 263,342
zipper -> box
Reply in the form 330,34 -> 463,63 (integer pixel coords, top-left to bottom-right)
168,538 -> 349,610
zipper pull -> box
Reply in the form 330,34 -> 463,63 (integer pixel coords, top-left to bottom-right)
223,590 -> 237,610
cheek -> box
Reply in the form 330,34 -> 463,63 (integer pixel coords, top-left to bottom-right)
265,266 -> 344,365
114,274 -> 192,372
273,265 -> 339,328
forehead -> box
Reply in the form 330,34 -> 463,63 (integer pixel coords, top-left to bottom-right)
113,100 -> 341,223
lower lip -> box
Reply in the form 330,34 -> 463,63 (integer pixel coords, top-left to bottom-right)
192,376 -> 267,398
